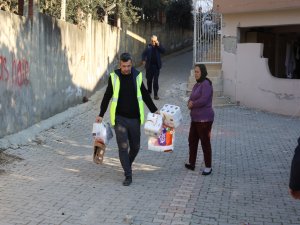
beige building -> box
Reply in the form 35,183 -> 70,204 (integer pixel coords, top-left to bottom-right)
214,0 -> 300,117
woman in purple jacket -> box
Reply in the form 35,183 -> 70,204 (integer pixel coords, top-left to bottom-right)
185,64 -> 214,175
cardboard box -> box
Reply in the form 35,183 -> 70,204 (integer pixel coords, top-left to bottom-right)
93,140 -> 106,164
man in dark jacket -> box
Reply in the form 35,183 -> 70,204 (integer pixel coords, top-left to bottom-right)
289,136 -> 300,199
142,35 -> 165,100
96,53 -> 158,186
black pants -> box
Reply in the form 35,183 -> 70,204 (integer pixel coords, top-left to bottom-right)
114,115 -> 141,177
188,121 -> 213,168
146,65 -> 160,96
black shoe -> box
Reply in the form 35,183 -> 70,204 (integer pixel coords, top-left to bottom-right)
202,168 -> 212,176
185,163 -> 195,171
122,176 -> 132,186
154,96 -> 159,100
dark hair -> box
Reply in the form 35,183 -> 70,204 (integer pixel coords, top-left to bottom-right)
195,64 -> 211,84
120,52 -> 132,62
195,64 -> 207,77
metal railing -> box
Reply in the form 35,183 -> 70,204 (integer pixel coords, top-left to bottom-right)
194,11 -> 222,64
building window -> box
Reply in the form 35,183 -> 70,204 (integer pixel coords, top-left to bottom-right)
239,25 -> 300,79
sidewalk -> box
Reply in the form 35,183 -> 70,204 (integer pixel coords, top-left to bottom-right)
0,50 -> 300,225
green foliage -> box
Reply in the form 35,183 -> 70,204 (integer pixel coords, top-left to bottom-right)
39,0 -> 140,26
39,0 -> 61,18
0,0 -> 18,14
116,0 -> 141,25
1,0 -> 176,27
166,0 -> 193,29
132,0 -> 168,22
39,0 -> 103,24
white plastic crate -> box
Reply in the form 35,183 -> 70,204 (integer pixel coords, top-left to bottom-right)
160,104 -> 182,128
144,113 -> 163,137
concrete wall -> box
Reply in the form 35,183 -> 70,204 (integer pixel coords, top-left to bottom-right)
221,9 -> 300,117
0,10 -> 193,138
223,43 -> 300,116
214,0 -> 300,14
222,9 -> 300,35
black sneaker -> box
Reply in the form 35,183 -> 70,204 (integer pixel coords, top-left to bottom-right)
154,96 -> 159,100
122,176 -> 132,186
185,163 -> 195,171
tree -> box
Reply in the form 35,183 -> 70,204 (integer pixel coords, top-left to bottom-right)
132,0 -> 168,22
18,0 -> 24,15
28,0 -> 33,19
115,0 -> 141,25
38,0 -> 141,26
0,0 -> 18,14
166,0 -> 193,29
39,0 -> 61,19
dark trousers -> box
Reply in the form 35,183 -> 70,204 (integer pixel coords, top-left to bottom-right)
146,65 -> 160,96
188,121 -> 213,168
114,115 -> 141,177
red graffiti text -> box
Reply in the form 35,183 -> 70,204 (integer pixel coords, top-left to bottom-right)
0,54 -> 30,87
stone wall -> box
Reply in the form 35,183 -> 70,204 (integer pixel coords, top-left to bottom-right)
0,10 -> 192,138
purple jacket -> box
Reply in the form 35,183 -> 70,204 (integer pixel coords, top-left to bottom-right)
189,79 -> 214,122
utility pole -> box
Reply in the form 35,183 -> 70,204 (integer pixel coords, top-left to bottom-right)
116,0 -> 121,28
28,0 -> 33,19
104,3 -> 116,24
28,0 -> 39,22
18,0 -> 24,16
61,0 -> 66,21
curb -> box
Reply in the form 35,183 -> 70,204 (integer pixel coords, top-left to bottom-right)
0,47 -> 193,151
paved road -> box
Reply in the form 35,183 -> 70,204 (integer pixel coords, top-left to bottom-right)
0,50 -> 300,225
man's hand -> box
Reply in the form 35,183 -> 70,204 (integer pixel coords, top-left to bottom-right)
290,189 -> 300,200
96,116 -> 103,123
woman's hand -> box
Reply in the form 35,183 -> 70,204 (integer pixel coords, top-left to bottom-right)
187,100 -> 193,109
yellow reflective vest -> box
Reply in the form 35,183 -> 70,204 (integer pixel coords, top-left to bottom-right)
109,71 -> 145,126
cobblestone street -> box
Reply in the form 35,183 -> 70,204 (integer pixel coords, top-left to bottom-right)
0,50 -> 300,225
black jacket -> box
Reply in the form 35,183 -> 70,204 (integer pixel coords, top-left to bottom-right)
289,137 -> 300,191
142,44 -> 165,70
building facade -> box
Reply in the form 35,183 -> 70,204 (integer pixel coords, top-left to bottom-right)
214,0 -> 300,116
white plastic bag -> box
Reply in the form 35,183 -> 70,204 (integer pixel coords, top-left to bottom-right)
92,122 -> 113,144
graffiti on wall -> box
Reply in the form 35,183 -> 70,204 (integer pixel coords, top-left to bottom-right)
0,54 -> 30,87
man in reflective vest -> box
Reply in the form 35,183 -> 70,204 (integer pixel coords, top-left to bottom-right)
96,53 -> 158,186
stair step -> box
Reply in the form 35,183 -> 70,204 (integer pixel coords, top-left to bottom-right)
205,64 -> 222,70
213,96 -> 235,106
208,70 -> 222,77
213,90 -> 223,97
187,64 -> 234,106
187,79 -> 223,91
